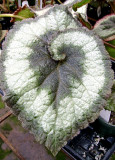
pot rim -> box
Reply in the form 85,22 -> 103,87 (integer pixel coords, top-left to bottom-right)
99,116 -> 115,127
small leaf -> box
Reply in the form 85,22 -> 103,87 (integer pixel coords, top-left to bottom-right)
94,14 -> 115,39
73,0 -> 91,11
11,5 -> 35,22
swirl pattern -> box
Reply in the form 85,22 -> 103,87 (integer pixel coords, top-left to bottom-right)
0,5 -> 114,155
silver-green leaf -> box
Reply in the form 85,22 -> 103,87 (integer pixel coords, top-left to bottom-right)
0,5 -> 114,156
64,0 -> 83,7
94,14 -> 115,39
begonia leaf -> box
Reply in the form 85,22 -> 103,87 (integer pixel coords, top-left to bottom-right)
94,14 -> 115,39
11,5 -> 35,22
0,5 -> 113,156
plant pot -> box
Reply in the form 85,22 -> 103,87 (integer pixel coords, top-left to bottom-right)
92,116 -> 115,137
62,120 -> 115,160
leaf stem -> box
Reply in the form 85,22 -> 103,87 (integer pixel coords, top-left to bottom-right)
103,40 -> 115,49
51,0 -> 54,5
0,14 -> 26,20
88,16 -> 97,22
57,0 -> 62,4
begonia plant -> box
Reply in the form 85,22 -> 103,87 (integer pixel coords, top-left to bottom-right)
0,0 -> 114,156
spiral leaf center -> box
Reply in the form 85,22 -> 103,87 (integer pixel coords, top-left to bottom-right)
49,34 -> 67,61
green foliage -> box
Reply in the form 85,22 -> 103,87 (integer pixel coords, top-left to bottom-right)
0,96 -> 5,109
73,0 -> 91,11
105,40 -> 115,59
0,138 -> 3,146
56,151 -> 66,160
9,115 -> 20,125
110,154 -> 115,160
1,123 -> 12,131
0,138 -> 12,160
13,6 -> 35,22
